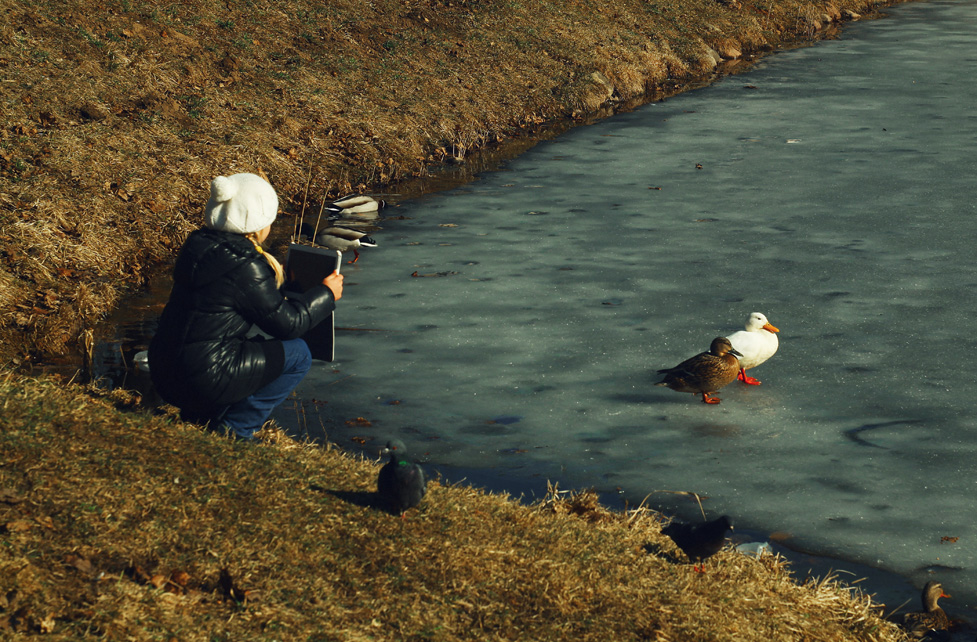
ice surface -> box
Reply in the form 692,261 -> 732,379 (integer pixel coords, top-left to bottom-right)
281,0 -> 977,615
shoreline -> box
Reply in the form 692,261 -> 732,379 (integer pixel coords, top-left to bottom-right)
346,452 -> 977,626
0,373 -> 913,639
30,279 -> 969,630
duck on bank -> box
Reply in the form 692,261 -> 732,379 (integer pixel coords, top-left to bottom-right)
894,581 -> 952,639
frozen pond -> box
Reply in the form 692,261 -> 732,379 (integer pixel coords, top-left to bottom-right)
276,0 -> 977,618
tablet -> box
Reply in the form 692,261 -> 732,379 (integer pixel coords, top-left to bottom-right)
284,243 -> 342,361
285,242 -> 341,289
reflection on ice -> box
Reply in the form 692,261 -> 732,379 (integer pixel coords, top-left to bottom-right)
280,0 -> 977,621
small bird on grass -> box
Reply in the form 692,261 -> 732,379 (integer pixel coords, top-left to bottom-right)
661,515 -> 734,572
655,336 -> 743,404
726,312 -> 779,385
895,581 -> 951,639
377,439 -> 427,517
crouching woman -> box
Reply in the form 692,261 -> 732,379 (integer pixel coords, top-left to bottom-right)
149,172 -> 343,439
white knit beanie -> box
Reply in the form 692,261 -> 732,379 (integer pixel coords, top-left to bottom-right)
204,173 -> 278,234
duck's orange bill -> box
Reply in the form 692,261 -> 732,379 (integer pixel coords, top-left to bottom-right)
763,323 -> 780,333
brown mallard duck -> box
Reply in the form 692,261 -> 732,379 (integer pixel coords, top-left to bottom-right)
655,336 -> 742,404
896,581 -> 951,638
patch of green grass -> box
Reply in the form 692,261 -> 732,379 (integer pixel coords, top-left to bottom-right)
333,54 -> 359,73
231,34 -> 253,49
179,94 -> 207,118
78,27 -> 104,48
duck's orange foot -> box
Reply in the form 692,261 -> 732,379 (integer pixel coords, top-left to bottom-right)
737,370 -> 762,386
346,251 -> 361,265
700,394 -> 721,404
693,564 -> 706,573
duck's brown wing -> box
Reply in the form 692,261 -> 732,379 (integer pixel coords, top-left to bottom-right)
658,350 -> 710,375
657,353 -> 725,393
695,353 -> 741,387
657,369 -> 697,393
900,609 -> 950,635
681,355 -> 730,388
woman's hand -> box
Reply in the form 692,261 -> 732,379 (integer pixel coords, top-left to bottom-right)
323,271 -> 344,301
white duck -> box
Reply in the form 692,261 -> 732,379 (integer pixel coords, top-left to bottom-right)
726,312 -> 779,385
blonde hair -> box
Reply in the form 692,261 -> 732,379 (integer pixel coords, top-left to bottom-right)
245,233 -> 285,288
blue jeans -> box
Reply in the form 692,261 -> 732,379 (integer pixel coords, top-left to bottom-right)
221,338 -> 312,440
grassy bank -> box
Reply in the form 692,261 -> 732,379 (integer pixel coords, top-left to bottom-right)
0,373 -> 910,640
1,0 -> 891,362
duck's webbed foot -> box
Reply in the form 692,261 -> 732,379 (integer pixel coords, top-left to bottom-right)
738,369 -> 762,386
700,393 -> 721,404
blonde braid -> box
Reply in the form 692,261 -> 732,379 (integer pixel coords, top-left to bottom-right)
245,233 -> 285,288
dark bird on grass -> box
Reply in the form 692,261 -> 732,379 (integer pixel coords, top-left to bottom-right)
661,515 -> 733,571
895,581 -> 951,639
299,223 -> 378,264
655,336 -> 743,404
377,439 -> 427,517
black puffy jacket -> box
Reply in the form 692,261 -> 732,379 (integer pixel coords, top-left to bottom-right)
149,227 -> 335,420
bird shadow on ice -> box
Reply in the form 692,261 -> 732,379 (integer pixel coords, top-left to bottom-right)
611,391 -> 735,406
609,394 -> 742,437
610,392 -> 667,404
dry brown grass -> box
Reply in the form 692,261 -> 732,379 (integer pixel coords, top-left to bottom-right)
0,373 -> 911,640
0,0 -> 896,363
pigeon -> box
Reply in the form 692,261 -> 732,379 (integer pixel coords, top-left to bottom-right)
726,312 -> 780,385
662,515 -> 733,571
377,439 -> 427,517
655,337 -> 743,404
896,581 -> 951,639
